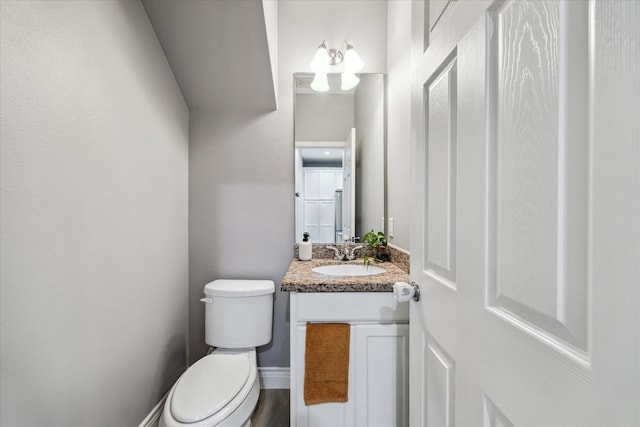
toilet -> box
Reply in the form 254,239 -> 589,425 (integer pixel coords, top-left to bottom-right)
160,279 -> 275,427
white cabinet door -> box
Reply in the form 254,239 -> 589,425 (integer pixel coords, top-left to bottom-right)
353,324 -> 409,427
294,325 -> 355,427
409,1 -> 640,425
294,324 -> 409,427
290,293 -> 410,427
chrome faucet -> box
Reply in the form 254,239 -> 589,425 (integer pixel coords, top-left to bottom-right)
326,244 -> 364,261
346,245 -> 364,260
326,245 -> 346,261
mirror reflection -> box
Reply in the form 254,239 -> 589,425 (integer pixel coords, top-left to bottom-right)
294,73 -> 384,244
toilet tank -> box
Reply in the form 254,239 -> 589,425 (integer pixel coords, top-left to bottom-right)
203,279 -> 275,349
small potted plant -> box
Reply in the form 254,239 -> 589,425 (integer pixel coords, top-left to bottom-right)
362,229 -> 389,265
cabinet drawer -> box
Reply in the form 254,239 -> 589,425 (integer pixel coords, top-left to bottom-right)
294,292 -> 409,322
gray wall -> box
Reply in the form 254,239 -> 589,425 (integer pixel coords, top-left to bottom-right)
386,0 -> 413,250
355,74 -> 385,238
0,1 -> 189,425
189,0 -> 388,367
189,110 -> 293,366
295,93 -> 354,142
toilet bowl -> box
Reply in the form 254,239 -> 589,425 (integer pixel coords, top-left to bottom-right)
160,349 -> 259,427
159,279 -> 274,427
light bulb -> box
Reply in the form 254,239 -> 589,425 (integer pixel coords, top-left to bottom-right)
341,72 -> 360,91
309,42 -> 331,73
311,73 -> 330,92
343,45 -> 365,73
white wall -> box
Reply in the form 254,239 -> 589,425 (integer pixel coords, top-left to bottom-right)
386,0 -> 412,250
189,0 -> 387,367
0,1 -> 189,425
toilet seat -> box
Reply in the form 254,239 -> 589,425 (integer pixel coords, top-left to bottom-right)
162,352 -> 258,427
171,353 -> 251,423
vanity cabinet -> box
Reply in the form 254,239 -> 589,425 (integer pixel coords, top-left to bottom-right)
290,292 -> 409,427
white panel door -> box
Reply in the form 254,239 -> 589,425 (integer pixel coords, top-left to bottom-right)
303,168 -> 340,243
409,1 -> 639,425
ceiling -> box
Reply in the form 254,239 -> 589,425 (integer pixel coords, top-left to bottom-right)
142,0 -> 277,111
299,146 -> 344,163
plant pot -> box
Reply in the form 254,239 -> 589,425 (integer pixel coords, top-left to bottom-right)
374,245 -> 389,262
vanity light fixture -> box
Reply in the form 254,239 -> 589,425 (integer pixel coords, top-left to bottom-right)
310,72 -> 330,92
340,73 -> 360,91
309,40 -> 365,92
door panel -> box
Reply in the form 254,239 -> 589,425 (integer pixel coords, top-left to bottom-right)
483,395 -> 515,427
426,55 -> 457,285
486,0 -> 590,352
428,0 -> 459,45
410,0 -> 639,425
425,335 -> 455,427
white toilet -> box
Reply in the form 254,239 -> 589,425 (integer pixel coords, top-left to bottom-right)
160,279 -> 275,427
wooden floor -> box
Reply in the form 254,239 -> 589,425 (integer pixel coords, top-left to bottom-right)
251,389 -> 290,427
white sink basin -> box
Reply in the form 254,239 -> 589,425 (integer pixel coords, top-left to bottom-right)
312,264 -> 386,276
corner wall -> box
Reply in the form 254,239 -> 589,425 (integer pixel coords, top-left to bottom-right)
386,0 -> 413,250
0,1 -> 189,425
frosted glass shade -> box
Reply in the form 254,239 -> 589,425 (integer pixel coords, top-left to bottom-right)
309,45 -> 330,73
343,47 -> 365,73
341,72 -> 360,91
311,73 -> 330,92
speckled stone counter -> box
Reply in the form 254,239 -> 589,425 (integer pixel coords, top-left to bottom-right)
281,258 -> 410,292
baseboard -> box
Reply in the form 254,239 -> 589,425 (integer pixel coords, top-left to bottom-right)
138,392 -> 167,427
258,367 -> 290,389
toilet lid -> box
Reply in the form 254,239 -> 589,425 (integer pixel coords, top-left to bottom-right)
170,354 -> 251,423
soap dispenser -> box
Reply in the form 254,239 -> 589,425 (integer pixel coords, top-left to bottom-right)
299,232 -> 312,261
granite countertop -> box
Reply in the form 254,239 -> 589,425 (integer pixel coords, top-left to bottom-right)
281,258 -> 410,292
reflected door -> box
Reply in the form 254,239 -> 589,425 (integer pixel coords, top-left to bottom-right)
303,168 -> 342,243
342,128 -> 356,242
410,1 -> 639,425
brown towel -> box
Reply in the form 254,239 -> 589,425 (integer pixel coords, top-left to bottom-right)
304,322 -> 351,405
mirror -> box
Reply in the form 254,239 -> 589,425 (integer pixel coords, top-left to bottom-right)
294,73 -> 385,244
